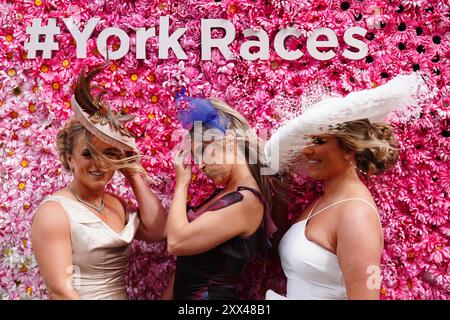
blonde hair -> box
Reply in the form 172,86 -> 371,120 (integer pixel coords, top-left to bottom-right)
56,65 -> 147,177
56,67 -> 148,179
330,119 -> 399,175
56,118 -> 148,177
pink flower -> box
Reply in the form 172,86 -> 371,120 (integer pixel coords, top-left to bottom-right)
430,247 -> 450,264
1,0 -> 449,300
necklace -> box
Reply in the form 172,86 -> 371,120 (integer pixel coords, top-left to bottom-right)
69,187 -> 105,214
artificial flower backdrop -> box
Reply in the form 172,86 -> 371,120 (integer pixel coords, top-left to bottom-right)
0,0 -> 449,299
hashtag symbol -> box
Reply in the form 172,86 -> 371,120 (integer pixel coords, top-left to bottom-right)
24,18 -> 60,59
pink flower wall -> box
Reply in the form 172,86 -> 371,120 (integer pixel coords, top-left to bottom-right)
0,0 -> 449,299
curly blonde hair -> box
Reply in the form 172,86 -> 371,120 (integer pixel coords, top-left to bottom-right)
330,119 -> 399,175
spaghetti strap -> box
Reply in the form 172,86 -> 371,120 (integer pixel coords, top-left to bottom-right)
306,199 -> 321,220
307,198 -> 380,223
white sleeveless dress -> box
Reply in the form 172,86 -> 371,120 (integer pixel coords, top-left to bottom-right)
266,198 -> 380,300
38,195 -> 140,300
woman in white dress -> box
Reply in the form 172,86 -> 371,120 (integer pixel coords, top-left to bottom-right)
31,67 -> 167,299
265,74 -> 422,300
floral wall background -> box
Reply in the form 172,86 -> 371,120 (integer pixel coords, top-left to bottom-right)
0,0 -> 449,300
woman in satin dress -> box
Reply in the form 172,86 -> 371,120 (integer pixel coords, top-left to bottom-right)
32,68 -> 167,299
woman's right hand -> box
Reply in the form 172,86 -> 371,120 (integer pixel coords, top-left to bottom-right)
173,145 -> 192,188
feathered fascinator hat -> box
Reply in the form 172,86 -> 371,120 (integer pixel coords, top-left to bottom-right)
175,88 -> 229,132
72,67 -> 138,153
264,73 -> 424,172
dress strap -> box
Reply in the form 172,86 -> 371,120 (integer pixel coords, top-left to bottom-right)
190,186 -> 277,239
236,186 -> 264,202
197,186 -> 263,214
307,198 -> 380,223
306,199 -> 321,220
236,186 -> 277,274
237,186 -> 278,240
194,188 -> 242,215
188,188 -> 224,211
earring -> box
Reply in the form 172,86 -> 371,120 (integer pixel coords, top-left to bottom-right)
349,161 -> 367,175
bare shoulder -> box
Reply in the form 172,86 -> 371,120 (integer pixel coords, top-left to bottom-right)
32,200 -> 70,235
336,199 -> 383,246
237,189 -> 264,212
104,191 -> 120,200
104,191 -> 125,206
104,192 -> 127,216
337,199 -> 380,225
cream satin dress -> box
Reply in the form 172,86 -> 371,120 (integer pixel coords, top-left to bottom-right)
39,195 -> 140,300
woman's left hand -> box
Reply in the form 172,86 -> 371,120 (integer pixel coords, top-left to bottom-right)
173,145 -> 192,188
119,151 -> 141,179
120,166 -> 142,182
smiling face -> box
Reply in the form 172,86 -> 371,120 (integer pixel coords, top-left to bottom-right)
67,135 -> 122,191
300,135 -> 353,181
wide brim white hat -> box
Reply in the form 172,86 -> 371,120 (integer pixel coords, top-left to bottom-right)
264,73 -> 424,173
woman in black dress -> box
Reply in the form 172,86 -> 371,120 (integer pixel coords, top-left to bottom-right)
167,94 -> 277,299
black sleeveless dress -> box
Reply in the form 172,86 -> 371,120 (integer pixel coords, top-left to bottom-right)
173,186 -> 271,300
